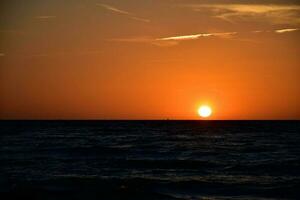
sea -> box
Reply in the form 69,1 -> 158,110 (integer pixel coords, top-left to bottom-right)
1,120 -> 299,200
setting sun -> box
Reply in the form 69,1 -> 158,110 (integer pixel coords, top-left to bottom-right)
198,106 -> 212,118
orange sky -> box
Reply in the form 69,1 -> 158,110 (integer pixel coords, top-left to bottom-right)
0,0 -> 300,120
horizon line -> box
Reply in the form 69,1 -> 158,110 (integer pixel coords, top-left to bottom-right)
0,119 -> 299,121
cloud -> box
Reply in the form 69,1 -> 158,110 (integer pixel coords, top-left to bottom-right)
157,33 -> 212,41
0,30 -> 23,33
109,27 -> 299,47
130,16 -> 151,23
157,32 -> 237,41
36,16 -> 57,20
183,4 -> 300,25
108,36 -> 153,43
97,3 -> 150,23
275,28 -> 299,33
251,28 -> 300,34
97,4 -> 131,15
108,32 -> 237,47
29,50 -> 103,58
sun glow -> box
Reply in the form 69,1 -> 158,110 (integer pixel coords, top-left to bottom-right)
198,105 -> 212,118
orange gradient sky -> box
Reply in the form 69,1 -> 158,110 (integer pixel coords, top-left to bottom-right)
0,0 -> 300,120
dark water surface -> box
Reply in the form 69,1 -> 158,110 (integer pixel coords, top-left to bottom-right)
1,120 -> 300,200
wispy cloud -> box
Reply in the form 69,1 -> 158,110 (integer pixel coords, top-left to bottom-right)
28,50 -> 103,58
36,16 -> 57,20
157,33 -> 211,41
0,30 -> 23,34
108,36 -> 180,47
108,36 -> 153,43
108,32 -> 237,47
157,32 -> 237,41
97,4 -> 130,15
129,16 -> 150,23
109,27 -> 299,47
97,3 -> 150,23
275,28 -> 299,33
251,28 -> 300,34
183,4 -> 300,25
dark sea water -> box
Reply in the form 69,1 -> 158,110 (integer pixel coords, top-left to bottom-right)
1,120 -> 300,200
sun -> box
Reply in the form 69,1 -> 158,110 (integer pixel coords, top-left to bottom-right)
198,105 -> 212,118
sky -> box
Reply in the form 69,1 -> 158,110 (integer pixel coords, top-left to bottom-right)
0,0 -> 300,120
